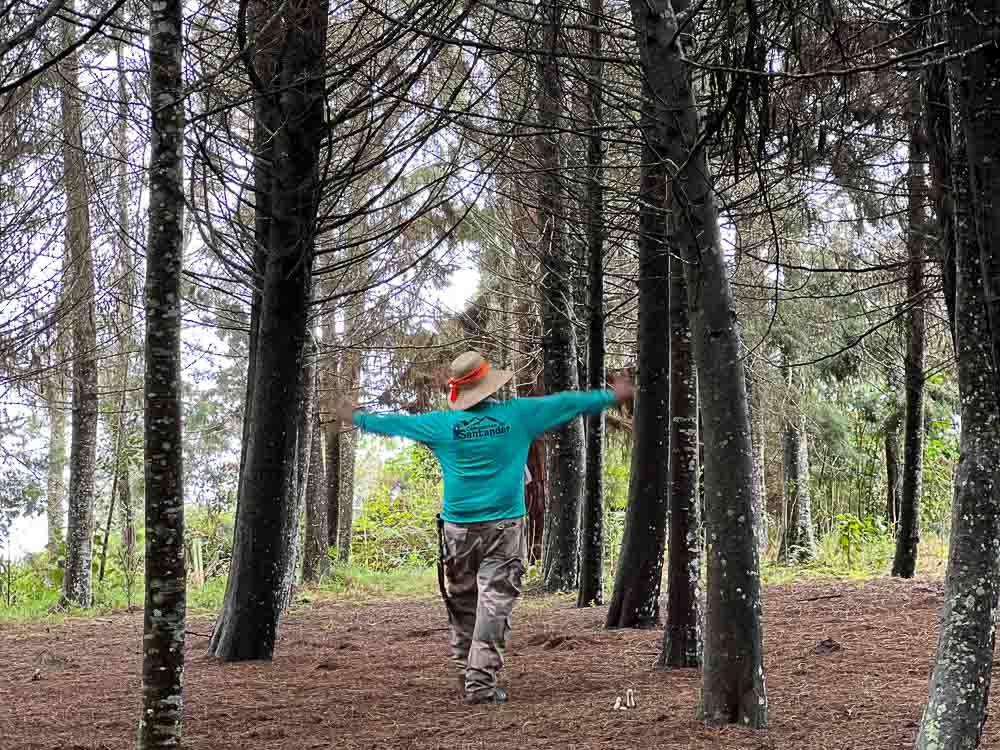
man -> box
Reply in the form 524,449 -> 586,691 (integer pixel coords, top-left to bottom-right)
337,351 -> 632,705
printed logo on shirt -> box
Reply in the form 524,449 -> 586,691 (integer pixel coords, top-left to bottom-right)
453,415 -> 512,440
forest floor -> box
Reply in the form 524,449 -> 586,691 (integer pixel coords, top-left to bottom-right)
1,575 -> 989,749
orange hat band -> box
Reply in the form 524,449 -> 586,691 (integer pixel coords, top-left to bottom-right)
448,362 -> 490,403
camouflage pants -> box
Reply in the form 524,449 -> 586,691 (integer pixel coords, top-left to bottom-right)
443,516 -> 526,698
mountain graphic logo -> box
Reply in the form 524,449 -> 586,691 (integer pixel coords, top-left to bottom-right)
453,415 -> 512,440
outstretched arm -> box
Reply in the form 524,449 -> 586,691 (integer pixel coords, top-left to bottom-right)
516,375 -> 633,437
336,399 -> 445,445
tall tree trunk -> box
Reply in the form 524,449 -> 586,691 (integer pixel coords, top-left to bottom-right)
323,338 -> 342,551
923,24 -> 956,345
605,82 -> 670,630
97,381 -> 128,583
915,16 -> 1000,738
779,349 -> 815,563
577,0 -> 605,609
209,0 -> 327,661
60,6 -> 99,609
658,251 -> 702,668
234,0 -> 277,537
780,410 -> 814,563
114,36 -> 137,560
138,0 -> 186,739
280,339 -> 316,608
337,428 -> 357,563
538,0 -> 584,592
745,357 -> 767,555
46,370 -> 66,557
884,394 -> 903,528
628,0 -> 767,726
892,78 -> 928,579
336,292 -> 364,564
302,382 -> 328,582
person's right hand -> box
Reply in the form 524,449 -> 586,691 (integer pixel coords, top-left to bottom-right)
611,374 -> 634,402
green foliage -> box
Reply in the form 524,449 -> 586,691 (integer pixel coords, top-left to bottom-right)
834,513 -> 886,566
351,443 -> 442,571
922,415 -> 959,534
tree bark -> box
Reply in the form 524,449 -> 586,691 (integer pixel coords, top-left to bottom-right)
302,385 -> 328,582
915,16 -> 1000,739
745,357 -> 767,556
46,371 -> 66,557
778,345 -> 815,563
59,6 -> 98,609
627,0 -> 766,726
113,35 -> 138,563
658,251 -> 702,668
923,25 -> 956,346
892,79 -> 928,579
209,0 -> 327,661
138,0 -> 186,739
325,420 -> 342,551
538,0 -> 584,592
884,400 -> 903,528
605,81 -> 670,630
577,0 -> 606,609
780,410 -> 814,563
337,428 -> 357,563
280,340 -> 316,608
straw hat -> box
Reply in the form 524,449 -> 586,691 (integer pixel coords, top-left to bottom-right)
447,351 -> 513,411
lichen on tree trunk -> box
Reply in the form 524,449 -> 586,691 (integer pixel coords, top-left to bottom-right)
59,5 -> 98,609
626,0 -> 766,726
658,252 -> 702,668
916,2 -> 1000,744
139,0 -> 186,739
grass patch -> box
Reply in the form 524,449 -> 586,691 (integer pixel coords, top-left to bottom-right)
305,563 -> 438,601
762,531 -> 950,585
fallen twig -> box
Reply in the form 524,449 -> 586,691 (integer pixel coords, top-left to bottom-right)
801,594 -> 844,602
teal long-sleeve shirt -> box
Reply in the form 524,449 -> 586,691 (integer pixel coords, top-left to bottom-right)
353,390 -> 618,523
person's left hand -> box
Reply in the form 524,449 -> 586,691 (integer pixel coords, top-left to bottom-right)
335,397 -> 356,427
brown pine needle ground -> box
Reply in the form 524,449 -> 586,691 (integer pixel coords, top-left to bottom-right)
1,577 -> 992,749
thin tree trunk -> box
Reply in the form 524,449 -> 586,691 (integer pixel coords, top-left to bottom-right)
337,428 -> 356,563
915,22 -> 1000,739
280,339 -> 316,608
114,35 -> 138,560
46,371 -> 66,557
884,400 -> 903,528
323,339 -> 342,551
325,420 -> 342,551
778,347 -> 815,563
336,297 -> 364,565
577,0 -> 605,609
780,411 -> 814,562
892,79 -> 928,579
627,0 -> 766,726
209,0 -> 327,661
60,6 -> 99,609
302,384 -> 328,582
924,25 -> 956,346
658,251 -> 702,668
745,357 -> 767,555
605,82 -> 670,630
538,0 -> 584,592
98,368 -> 129,583
138,0 -> 186,738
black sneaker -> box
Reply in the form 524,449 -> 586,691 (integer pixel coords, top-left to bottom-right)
465,687 -> 508,705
